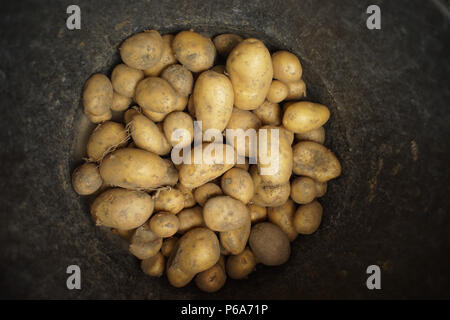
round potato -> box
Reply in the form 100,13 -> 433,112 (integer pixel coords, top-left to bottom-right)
195,263 -> 227,292
72,162 -> 103,195
220,217 -> 251,255
120,30 -> 163,70
194,183 -> 223,207
163,111 -> 194,148
172,31 -> 216,72
292,141 -> 341,182
82,73 -> 113,116
203,196 -> 249,232
315,181 -> 328,198
226,38 -> 273,110
144,34 -> 177,76
272,50 -> 302,83
282,102 -> 330,134
86,121 -> 128,162
250,166 -> 291,207
248,204 -> 267,224
86,109 -> 112,124
253,100 -> 281,126
129,224 -> 162,259
267,80 -> 288,103
226,108 -> 261,158
213,33 -> 243,57
249,222 -> 290,266
285,79 -> 306,100
293,201 -> 323,234
91,188 -> 154,230
268,199 -> 298,241
291,176 -> 317,204
226,247 -> 256,279
111,64 -> 144,98
141,252 -> 165,277
149,212 -> 180,238
161,237 -> 178,257
295,126 -> 325,144
176,183 -> 196,208
135,77 -> 179,114
154,188 -> 185,214
111,92 -> 131,111
220,168 -> 254,204
129,113 -> 171,155
161,64 -> 193,97
193,70 -> 234,132
177,206 -> 204,234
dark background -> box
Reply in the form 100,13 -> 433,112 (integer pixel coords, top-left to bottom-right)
0,0 -> 449,299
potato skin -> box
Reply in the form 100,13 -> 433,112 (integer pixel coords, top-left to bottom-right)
272,50 -> 302,83
220,217 -> 251,255
149,212 -> 180,238
111,92 -> 131,111
129,113 -> 171,155
203,196 -> 249,232
293,201 -> 323,234
83,74 -> 113,116
295,126 -> 325,144
249,222 -> 290,266
144,34 -> 177,76
285,79 -> 306,100
315,181 -> 328,197
193,70 -> 234,132
213,33 -> 243,57
267,80 -> 288,103
226,247 -> 256,279
253,100 -> 281,126
129,224 -> 162,259
135,77 -> 179,114
220,168 -> 254,204
291,176 -> 317,204
172,31 -> 216,72
91,188 -> 154,230
250,166 -> 291,207
86,121 -> 128,162
177,206 -> 204,234
195,263 -> 227,292
154,188 -> 185,214
111,64 -> 144,98
176,183 -> 196,209
282,102 -> 330,134
120,30 -> 163,70
226,39 -> 273,110
141,252 -> 165,277
161,237 -> 178,257
142,108 -> 168,123
86,109 -> 112,124
72,163 -> 103,195
163,111 -> 194,148
226,108 -> 261,157
292,141 -> 341,182
248,204 -> 267,224
161,64 -> 193,97
194,183 -> 223,207
268,199 -> 298,241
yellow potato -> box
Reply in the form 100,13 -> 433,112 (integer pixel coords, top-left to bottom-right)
86,109 -> 112,124
134,77 -> 179,114
213,33 -> 243,57
91,188 -> 154,230
226,39 -> 273,110
111,228 -> 135,241
141,108 -> 168,123
250,166 -> 291,207
285,79 -> 306,100
161,64 -> 193,97
82,73 -> 113,116
252,100 -> 281,126
249,222 -> 290,266
267,80 -> 288,103
268,199 -> 298,241
226,247 -> 256,279
149,212 -> 180,238
120,30 -> 163,70
193,70 -> 234,132
129,113 -> 171,155
177,206 -> 204,234
282,102 -> 330,134
86,121 -> 128,162
272,50 -> 302,83
176,183 -> 196,208
293,201 -> 323,234
123,107 -> 140,124
163,111 -> 194,148
161,237 -> 178,257
141,252 -> 165,277
292,141 -> 341,182
295,126 -> 325,144
248,204 -> 267,224
129,224 -> 162,259
71,162 -> 103,195
291,176 -> 317,204
195,263 -> 227,292
226,108 -> 261,157
144,34 -> 177,76
220,168 -> 254,204
154,188 -> 185,214
194,183 -> 223,207
187,95 -> 196,117
111,64 -> 144,98
111,92 -> 131,111
220,217 -> 251,255
315,181 -> 328,197
203,196 -> 249,232
172,31 -> 216,72
210,64 -> 226,74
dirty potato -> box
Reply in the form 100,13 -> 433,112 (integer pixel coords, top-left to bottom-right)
86,121 -> 128,162
293,200 -> 323,235
172,31 -> 216,72
220,168 -> 254,204
149,212 -> 180,238
120,30 -> 163,70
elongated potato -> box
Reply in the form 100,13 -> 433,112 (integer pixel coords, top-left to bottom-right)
268,199 -> 298,241
293,201 -> 323,234
129,113 -> 171,155
177,206 -> 204,234
141,252 -> 165,277
248,204 -> 267,224
291,176 -> 317,204
111,92 -> 131,112
91,188 -> 154,230
172,31 -> 216,72
285,79 -> 306,100
292,141 -> 341,182
213,33 -> 243,57
144,34 -> 177,76
295,126 -> 325,144
193,70 -> 234,132
149,212 -> 180,238
226,247 -> 256,279
154,188 -> 185,214
272,50 -> 302,83
195,263 -> 227,293
194,183 -> 223,207
134,77 -> 179,114
220,217 -> 251,255
83,73 -> 113,116
226,39 -> 273,110
163,111 -> 194,148
86,121 -> 128,162
253,100 -> 281,126
72,163 -> 103,195
249,222 -> 290,266
111,64 -> 144,98
99,148 -> 178,190
120,30 -> 163,70
267,80 -> 288,103
283,102 -> 330,134
220,168 -> 254,204
161,64 -> 193,97
203,196 -> 249,232
226,108 -> 261,157
129,224 -> 162,259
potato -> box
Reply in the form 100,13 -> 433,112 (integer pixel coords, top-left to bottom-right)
86,121 -> 128,162
176,183 -> 196,208
248,204 -> 267,224
213,33 -> 243,57
129,113 -> 171,155
315,181 -> 327,198
163,111 -> 194,148
220,244 -> 230,256
226,108 -> 261,157
220,168 -> 254,204
134,77 -> 180,114
203,196 -> 249,232
295,126 -> 325,144
210,64 -> 226,74
111,92 -> 131,112
292,141 -> 341,182
226,39 -> 273,110
282,102 -> 330,134
166,228 -> 220,287
86,109 -> 112,124
99,148 -> 178,190
279,126 -> 295,145
285,79 -> 306,100
82,73 -> 113,116
187,95 -> 196,117
267,80 -> 288,103
250,166 -> 291,207
154,188 -> 185,214
111,64 -> 144,98
220,217 -> 251,255
120,30 -> 163,70
112,228 -> 135,241
272,50 -> 302,83
149,212 -> 180,238
193,70 -> 234,132
268,199 -> 298,241
144,34 -> 177,76
226,247 -> 256,279
72,162 -> 103,195
124,107 -> 140,124
291,176 -> 317,204
253,100 -> 281,126
293,201 -> 323,234
141,252 -> 165,277
249,222 -> 290,266
177,206 -> 204,234
141,108 -> 168,123
172,31 -> 216,72
195,263 -> 227,292
194,183 -> 223,207
91,188 -> 154,230
178,143 -> 235,189
218,256 -> 226,270
129,224 -> 162,259
161,64 -> 193,97
161,237 -> 178,257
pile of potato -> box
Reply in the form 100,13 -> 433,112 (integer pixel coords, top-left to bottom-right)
72,29 -> 342,292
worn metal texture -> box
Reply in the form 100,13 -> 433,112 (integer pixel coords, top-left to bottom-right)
0,0 -> 449,299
